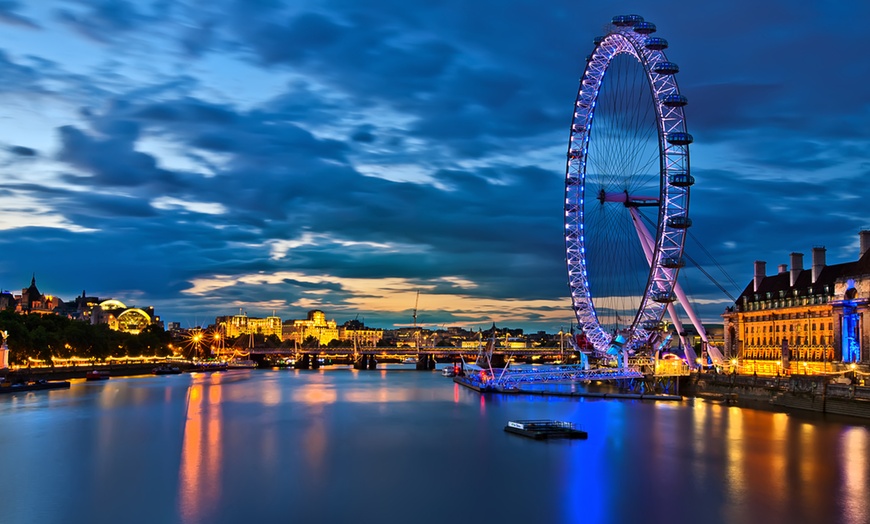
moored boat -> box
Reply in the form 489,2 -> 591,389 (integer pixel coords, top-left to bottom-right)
504,420 -> 588,440
0,379 -> 71,394
85,370 -> 110,381
191,361 -> 228,372
153,364 -> 182,375
226,359 -> 257,369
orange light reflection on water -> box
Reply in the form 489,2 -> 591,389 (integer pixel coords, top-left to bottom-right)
840,427 -> 869,524
292,383 -> 337,405
288,383 -> 334,486
178,374 -> 223,524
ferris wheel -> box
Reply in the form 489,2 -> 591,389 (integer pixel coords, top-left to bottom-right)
565,15 -> 695,356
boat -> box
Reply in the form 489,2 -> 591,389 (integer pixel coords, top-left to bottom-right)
504,420 -> 588,440
261,356 -> 289,368
191,361 -> 228,372
85,370 -> 110,381
153,364 -> 182,375
219,331 -> 258,369
226,359 -> 257,369
442,365 -> 457,377
0,379 -> 71,394
402,356 -> 418,364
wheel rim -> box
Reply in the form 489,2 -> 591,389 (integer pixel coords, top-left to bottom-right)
565,16 -> 692,354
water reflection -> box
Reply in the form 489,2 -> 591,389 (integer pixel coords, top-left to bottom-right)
293,383 -> 338,405
178,373 -> 224,524
259,378 -> 281,406
4,370 -> 870,524
724,407 -> 747,521
841,427 -> 869,524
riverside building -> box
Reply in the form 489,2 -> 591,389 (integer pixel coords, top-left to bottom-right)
216,312 -> 282,338
722,231 -> 870,375
282,310 -> 339,345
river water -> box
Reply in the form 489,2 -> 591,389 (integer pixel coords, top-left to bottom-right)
1,366 -> 869,524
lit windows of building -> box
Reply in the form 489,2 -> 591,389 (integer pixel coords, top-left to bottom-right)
282,310 -> 338,345
723,231 -> 870,375
90,299 -> 160,334
216,312 -> 283,338
14,275 -> 60,315
338,326 -> 383,346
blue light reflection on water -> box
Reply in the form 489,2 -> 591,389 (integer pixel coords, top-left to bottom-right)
1,368 -> 869,524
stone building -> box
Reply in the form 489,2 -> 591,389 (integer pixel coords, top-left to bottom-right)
216,312 -> 283,339
337,323 -> 383,346
282,310 -> 339,345
723,231 -> 870,375
14,275 -> 60,315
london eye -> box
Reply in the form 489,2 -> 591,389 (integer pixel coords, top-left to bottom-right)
565,15 -> 694,357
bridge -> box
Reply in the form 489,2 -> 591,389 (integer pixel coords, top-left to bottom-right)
247,347 -> 566,357
232,345 -> 569,371
241,345 -> 690,394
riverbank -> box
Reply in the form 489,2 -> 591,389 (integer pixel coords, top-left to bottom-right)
684,372 -> 870,421
0,362 -> 195,382
454,369 -> 870,423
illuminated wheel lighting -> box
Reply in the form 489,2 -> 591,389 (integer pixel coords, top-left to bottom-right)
565,15 -> 692,354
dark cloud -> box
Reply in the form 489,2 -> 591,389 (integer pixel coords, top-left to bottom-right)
7,145 -> 36,156
351,126 -> 375,143
56,125 -> 182,189
55,0 -> 146,43
0,1 -> 39,28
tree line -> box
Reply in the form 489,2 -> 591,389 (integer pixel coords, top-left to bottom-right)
0,310 -> 172,365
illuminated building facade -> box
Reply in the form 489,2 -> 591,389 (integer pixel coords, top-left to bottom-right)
723,232 -> 870,375
282,310 -> 338,345
2,275 -> 160,334
90,299 -> 160,335
14,275 -> 60,315
338,326 -> 383,346
216,313 -> 282,338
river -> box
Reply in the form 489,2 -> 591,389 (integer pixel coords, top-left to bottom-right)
1,366 -> 868,524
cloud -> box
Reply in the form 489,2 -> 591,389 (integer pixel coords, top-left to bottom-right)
0,0 -> 39,28
55,0 -> 146,43
0,1 -> 867,333
6,145 -> 36,156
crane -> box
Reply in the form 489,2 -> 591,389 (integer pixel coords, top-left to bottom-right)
412,290 -> 419,329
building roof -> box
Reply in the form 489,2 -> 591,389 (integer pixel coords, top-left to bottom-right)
736,250 -> 870,303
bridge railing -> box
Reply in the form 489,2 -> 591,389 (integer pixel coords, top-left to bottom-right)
249,347 -> 567,356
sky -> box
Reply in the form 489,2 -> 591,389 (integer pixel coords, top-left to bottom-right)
0,0 -> 867,333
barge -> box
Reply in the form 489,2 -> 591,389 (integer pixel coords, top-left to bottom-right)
504,419 -> 588,440
0,380 -> 71,394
